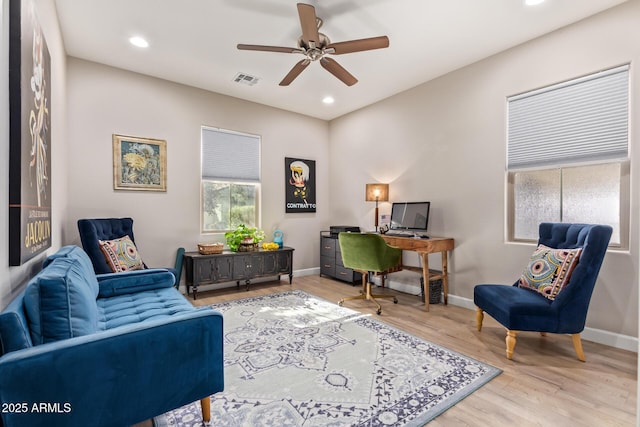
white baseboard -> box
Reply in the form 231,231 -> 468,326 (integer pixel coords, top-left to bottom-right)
581,327 -> 638,353
295,267 -> 320,277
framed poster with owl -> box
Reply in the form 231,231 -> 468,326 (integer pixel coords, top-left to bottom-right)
285,157 -> 316,213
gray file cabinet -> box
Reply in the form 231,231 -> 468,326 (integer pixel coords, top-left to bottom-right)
320,231 -> 361,284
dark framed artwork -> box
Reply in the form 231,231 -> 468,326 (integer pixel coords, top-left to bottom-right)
112,134 -> 167,192
8,0 -> 52,266
285,157 -> 316,213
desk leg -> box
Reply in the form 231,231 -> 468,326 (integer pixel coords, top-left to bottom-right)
421,253 -> 430,312
442,250 -> 449,305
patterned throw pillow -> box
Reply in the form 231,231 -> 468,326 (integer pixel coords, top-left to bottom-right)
98,235 -> 145,273
518,244 -> 582,300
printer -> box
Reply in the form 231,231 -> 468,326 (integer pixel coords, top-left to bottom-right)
329,225 -> 360,238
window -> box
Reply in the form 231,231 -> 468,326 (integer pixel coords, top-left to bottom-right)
507,65 -> 629,247
201,127 -> 261,233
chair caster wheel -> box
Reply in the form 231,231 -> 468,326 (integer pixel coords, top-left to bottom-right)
376,309 -> 382,315
393,298 -> 398,304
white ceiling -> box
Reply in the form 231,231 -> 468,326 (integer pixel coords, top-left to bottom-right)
54,0 -> 628,121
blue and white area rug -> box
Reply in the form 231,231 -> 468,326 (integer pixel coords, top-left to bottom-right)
154,290 -> 500,426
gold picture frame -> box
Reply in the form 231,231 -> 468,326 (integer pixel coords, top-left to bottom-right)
112,134 -> 167,191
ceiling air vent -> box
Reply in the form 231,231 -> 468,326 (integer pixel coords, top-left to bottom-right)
233,72 -> 259,86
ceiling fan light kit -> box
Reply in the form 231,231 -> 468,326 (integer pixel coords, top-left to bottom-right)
237,3 -> 389,87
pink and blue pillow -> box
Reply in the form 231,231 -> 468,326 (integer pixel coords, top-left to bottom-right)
518,244 -> 582,300
98,235 -> 145,272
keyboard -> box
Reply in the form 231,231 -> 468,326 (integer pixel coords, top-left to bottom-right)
385,232 -> 430,239
385,232 -> 412,237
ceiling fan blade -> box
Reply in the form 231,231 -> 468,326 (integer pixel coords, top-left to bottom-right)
279,59 -> 311,86
237,44 -> 303,54
327,36 -> 389,54
297,3 -> 320,48
320,57 -> 357,86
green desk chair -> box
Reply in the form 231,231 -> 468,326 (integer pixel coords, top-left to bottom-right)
338,232 -> 402,314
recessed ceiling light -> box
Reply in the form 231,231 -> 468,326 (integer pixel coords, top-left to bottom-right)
525,0 -> 544,5
129,36 -> 149,48
322,96 -> 335,104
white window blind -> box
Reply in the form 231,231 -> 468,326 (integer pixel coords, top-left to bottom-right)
201,127 -> 260,181
507,65 -> 629,169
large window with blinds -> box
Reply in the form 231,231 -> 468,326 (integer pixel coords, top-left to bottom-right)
201,127 -> 261,233
507,65 -> 629,247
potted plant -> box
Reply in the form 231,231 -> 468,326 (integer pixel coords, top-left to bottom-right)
225,224 -> 266,252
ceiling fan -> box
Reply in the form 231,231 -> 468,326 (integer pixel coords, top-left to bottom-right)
237,3 -> 389,87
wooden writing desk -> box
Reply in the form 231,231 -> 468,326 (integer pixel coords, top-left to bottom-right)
380,235 -> 454,311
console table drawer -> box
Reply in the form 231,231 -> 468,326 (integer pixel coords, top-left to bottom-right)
193,258 -> 216,283
276,251 -> 293,273
192,255 -> 231,281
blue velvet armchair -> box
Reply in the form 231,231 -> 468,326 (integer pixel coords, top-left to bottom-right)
474,223 -> 612,361
77,217 -> 179,282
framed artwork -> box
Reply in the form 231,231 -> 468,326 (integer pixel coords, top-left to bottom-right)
285,157 -> 316,213
8,0 -> 52,265
112,134 -> 167,191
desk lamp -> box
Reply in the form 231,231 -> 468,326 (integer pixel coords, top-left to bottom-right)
365,183 -> 389,231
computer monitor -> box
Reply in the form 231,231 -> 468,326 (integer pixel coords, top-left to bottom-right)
389,202 -> 430,231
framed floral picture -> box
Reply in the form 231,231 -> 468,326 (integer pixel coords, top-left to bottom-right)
112,134 -> 167,191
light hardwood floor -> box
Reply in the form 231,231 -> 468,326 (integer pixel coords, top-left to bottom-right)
137,275 -> 637,427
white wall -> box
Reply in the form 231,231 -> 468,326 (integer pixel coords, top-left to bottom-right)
0,0 -> 67,307
2,0 -> 637,342
329,0 -> 640,338
64,59 -> 330,273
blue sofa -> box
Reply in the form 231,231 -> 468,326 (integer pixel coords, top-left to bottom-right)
0,246 -> 224,427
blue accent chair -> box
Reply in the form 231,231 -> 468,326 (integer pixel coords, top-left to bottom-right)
174,247 -> 185,290
0,245 -> 224,426
474,223 -> 612,361
77,217 -> 179,280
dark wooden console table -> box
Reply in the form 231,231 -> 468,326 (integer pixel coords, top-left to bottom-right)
183,247 -> 294,299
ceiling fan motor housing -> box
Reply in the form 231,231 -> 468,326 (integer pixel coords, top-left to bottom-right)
297,33 -> 332,60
